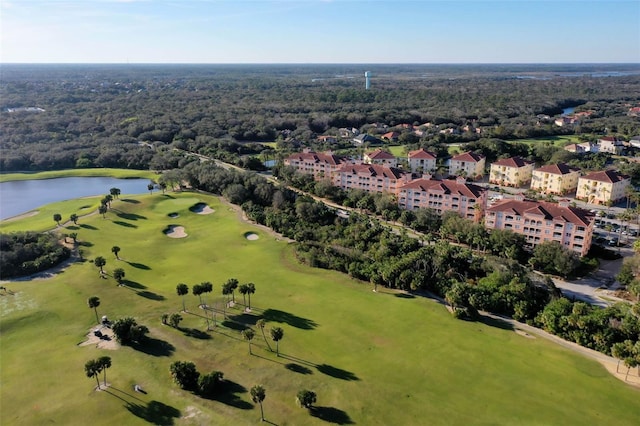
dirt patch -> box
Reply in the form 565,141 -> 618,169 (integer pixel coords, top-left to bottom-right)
164,225 -> 187,238
78,326 -> 119,350
245,232 -> 259,240
2,210 -> 39,222
515,329 -> 535,339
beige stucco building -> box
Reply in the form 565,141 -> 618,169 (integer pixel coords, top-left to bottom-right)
363,150 -> 398,168
489,156 -> 535,187
407,148 -> 437,174
449,152 -> 486,180
576,170 -> 631,205
333,164 -> 409,194
485,197 -> 594,257
283,151 -> 346,180
530,163 -> 581,195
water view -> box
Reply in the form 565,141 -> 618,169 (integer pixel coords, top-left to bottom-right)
0,177 -> 150,220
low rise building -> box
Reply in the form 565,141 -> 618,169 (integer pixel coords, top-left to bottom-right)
597,137 -> 624,155
363,150 -> 398,168
530,163 -> 581,195
333,164 -> 409,194
398,176 -> 487,222
283,151 -> 346,180
489,156 -> 535,187
407,148 -> 437,174
576,170 -> 631,205
448,151 -> 486,180
485,197 -> 594,256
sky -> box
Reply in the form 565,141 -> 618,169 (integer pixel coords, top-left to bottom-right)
1,0 -> 639,64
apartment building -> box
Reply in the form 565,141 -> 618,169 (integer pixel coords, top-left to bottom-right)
363,150 -> 398,168
530,163 -> 581,195
407,148 -> 437,174
398,177 -> 488,222
597,137 -> 624,155
489,156 -> 535,187
333,164 -> 409,194
576,170 -> 631,205
283,151 -> 346,180
485,197 -> 594,256
449,152 -> 486,180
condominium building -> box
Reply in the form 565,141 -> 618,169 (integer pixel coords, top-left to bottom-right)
407,148 -> 437,174
530,163 -> 581,195
489,156 -> 535,187
283,151 -> 346,180
597,137 -> 624,155
363,150 -> 398,168
449,152 -> 486,180
576,170 -> 631,205
485,197 -> 594,256
333,164 -> 409,194
398,177 -> 488,222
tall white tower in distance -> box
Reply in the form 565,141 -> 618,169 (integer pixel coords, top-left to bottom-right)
365,71 -> 371,90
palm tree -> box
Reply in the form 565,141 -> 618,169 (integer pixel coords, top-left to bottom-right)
53,213 -> 62,226
98,205 -> 108,218
94,256 -> 106,275
111,246 -> 121,260
109,187 -> 121,199
256,319 -> 272,351
270,327 -> 284,357
226,278 -> 239,304
239,284 -> 249,307
221,281 -> 232,317
70,213 -> 78,225
98,356 -> 111,386
246,283 -> 256,310
250,385 -> 266,422
84,359 -> 102,390
296,389 -> 317,409
147,183 -> 155,194
113,268 -> 125,285
192,283 -> 204,307
176,283 -> 189,312
87,296 -> 100,323
242,328 -> 255,354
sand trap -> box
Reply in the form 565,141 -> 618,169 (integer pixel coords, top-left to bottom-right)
79,326 -> 119,350
191,203 -> 214,215
168,212 -> 179,218
245,232 -> 259,240
164,225 -> 187,238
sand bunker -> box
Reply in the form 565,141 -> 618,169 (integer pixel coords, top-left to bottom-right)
164,225 -> 187,238
245,232 -> 259,240
191,203 -> 214,215
79,326 -> 119,350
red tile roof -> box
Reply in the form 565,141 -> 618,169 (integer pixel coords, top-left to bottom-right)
336,164 -> 406,180
408,148 -> 437,160
491,156 -> 534,168
487,199 -> 593,226
581,170 -> 630,183
366,149 -> 396,160
399,178 -> 487,199
382,131 -> 400,139
534,163 -> 580,175
451,151 -> 485,162
285,151 -> 344,166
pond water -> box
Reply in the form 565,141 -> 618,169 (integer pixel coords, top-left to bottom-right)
0,177 -> 151,220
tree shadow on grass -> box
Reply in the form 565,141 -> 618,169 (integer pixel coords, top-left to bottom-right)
66,225 -> 80,230
79,224 -> 98,230
262,309 -> 317,330
121,199 -> 141,204
132,337 -> 175,357
477,314 -> 515,332
126,261 -> 151,270
220,320 -> 246,331
310,406 -> 354,425
78,241 -> 94,247
285,363 -> 313,375
137,291 -> 166,301
207,380 -> 253,410
316,364 -> 359,381
162,194 -> 176,199
113,220 -> 138,228
229,312 -> 258,326
117,212 -> 147,220
122,280 -> 146,290
126,400 -> 181,426
395,293 -> 415,299
180,327 -> 212,340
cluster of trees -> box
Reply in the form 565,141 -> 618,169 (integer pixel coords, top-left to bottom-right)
0,231 -> 70,279
111,317 -> 149,345
2,64 -> 639,172
169,361 -> 225,397
84,356 -> 112,389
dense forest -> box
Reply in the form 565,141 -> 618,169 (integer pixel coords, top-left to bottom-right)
1,63 -> 639,171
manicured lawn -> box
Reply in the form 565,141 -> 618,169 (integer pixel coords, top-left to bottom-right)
511,135 -> 583,146
387,145 -> 407,157
1,191 -> 639,425
0,168 -> 157,183
0,197 -> 103,233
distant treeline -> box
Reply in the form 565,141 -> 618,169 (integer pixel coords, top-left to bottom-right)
0,232 -> 70,279
1,64 -> 639,171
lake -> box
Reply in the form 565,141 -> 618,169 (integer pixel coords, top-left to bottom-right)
0,177 -> 151,220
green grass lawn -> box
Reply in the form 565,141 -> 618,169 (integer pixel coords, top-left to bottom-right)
0,168 -> 157,183
1,191 -> 639,425
511,135 -> 583,147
